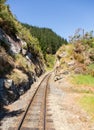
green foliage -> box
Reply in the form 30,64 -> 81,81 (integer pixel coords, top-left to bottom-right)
0,47 -> 14,77
45,54 -> 55,70
87,64 -> 94,76
15,54 -> 33,72
0,0 -> 7,4
0,4 -> 18,35
7,69 -> 28,85
88,64 -> 94,70
22,23 -> 68,56
82,38 -> 94,48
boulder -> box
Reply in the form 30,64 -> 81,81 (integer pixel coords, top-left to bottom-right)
18,81 -> 30,95
67,60 -> 75,66
22,49 -> 27,55
0,79 -> 9,105
54,75 -> 63,81
4,79 -> 13,89
0,78 -> 19,105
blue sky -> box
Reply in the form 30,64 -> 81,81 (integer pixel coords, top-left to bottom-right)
7,0 -> 94,40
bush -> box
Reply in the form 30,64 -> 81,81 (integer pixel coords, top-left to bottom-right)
74,52 -> 84,63
45,54 -> 55,70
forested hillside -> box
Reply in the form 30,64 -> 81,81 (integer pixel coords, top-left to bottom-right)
22,23 -> 67,69
22,23 -> 67,56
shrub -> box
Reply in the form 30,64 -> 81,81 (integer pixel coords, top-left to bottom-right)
74,52 -> 84,63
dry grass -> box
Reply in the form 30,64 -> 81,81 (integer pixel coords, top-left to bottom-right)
7,69 -> 28,85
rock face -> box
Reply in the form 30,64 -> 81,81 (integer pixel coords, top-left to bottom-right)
0,28 -> 26,55
54,45 -> 75,81
0,28 -> 45,106
0,79 -> 19,105
55,40 -> 94,80
0,76 -> 36,105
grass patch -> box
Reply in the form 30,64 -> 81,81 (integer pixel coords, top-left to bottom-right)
73,74 -> 94,86
79,95 -> 94,120
15,54 -> 34,72
46,54 -> 55,71
7,69 -> 28,85
88,64 -> 94,70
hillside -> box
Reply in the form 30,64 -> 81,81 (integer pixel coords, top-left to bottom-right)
22,24 -> 67,68
54,30 -> 94,123
0,0 -> 67,106
0,0 -> 45,106
22,23 -> 67,55
55,30 -> 94,78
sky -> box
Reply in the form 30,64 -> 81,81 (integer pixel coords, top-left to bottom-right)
7,0 -> 94,40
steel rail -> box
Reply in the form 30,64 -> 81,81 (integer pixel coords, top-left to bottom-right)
44,74 -> 51,130
17,73 -> 51,130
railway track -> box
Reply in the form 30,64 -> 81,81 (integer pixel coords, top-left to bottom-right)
9,73 -> 55,130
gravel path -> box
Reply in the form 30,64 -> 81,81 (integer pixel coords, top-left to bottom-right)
48,73 -> 94,130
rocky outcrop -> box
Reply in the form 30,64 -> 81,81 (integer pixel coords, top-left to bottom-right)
54,45 -> 75,81
0,79 -> 19,105
0,47 -> 14,77
0,28 -> 26,55
0,28 -> 45,106
0,74 -> 36,105
55,39 -> 94,81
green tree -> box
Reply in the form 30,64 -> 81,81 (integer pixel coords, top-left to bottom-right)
0,0 -> 7,4
22,23 -> 68,56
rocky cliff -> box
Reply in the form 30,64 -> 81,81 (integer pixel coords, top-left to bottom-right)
54,39 -> 94,81
0,28 -> 45,106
